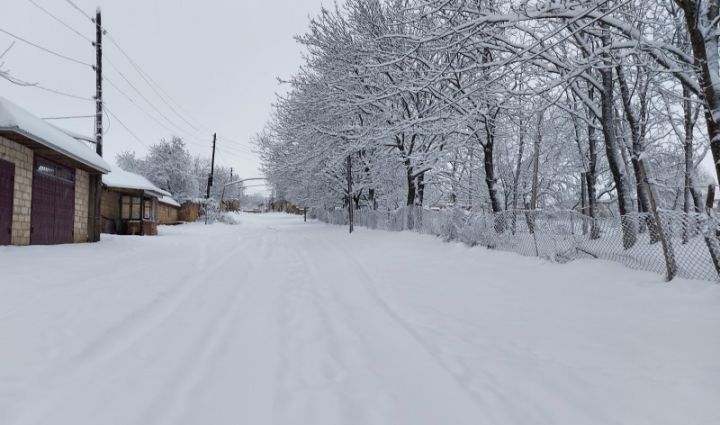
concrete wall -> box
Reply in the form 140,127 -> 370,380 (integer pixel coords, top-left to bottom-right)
73,169 -> 89,243
0,136 -> 33,245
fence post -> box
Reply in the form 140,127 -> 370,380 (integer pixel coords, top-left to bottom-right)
639,159 -> 677,281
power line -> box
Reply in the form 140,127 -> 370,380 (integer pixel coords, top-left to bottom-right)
105,74 -> 194,142
26,0 -> 93,43
104,56 -> 202,140
0,27 -> 93,68
63,0 -> 94,22
55,0 -> 257,159
216,135 -> 256,154
105,105 -> 149,148
104,74 -> 254,159
102,27 -> 257,153
104,32 -> 203,133
218,144 -> 255,156
32,83 -> 95,101
42,114 -> 95,120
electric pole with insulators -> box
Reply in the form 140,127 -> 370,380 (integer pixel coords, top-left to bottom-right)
90,7 -> 103,242
206,133 -> 217,198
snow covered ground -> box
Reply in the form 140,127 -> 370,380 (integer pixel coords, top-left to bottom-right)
1,213 -> 719,425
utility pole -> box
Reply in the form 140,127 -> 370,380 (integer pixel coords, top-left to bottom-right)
89,7 -> 103,242
206,133 -> 216,198
95,8 -> 103,158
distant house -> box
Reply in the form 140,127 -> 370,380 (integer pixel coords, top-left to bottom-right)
0,96 -> 110,245
101,169 -> 179,235
158,195 -> 181,224
178,200 -> 202,222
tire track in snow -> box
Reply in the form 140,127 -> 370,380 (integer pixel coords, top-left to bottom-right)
302,230 -> 499,423
325,234 -> 533,424
12,230 -> 255,425
272,227 -> 490,424
143,224 -> 281,425
274,234 -> 375,425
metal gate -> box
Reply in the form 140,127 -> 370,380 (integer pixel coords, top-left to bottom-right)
0,158 -> 14,245
31,157 -> 75,245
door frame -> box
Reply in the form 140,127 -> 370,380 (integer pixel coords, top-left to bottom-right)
0,157 -> 14,245
30,156 -> 76,245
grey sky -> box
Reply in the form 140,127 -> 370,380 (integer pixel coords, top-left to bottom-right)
1,0 -> 328,194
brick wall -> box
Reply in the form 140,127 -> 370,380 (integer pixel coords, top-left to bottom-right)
73,169 -> 89,243
0,136 -> 33,245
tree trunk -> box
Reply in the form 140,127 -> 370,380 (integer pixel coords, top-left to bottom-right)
683,85 -> 695,243
616,65 -> 658,242
638,159 -> 677,281
600,59 -> 637,248
346,155 -> 354,234
586,89 -> 600,239
676,0 -> 720,187
512,118 -> 526,234
483,124 -> 503,215
406,159 -> 416,207
484,136 -> 505,233
416,172 -> 425,206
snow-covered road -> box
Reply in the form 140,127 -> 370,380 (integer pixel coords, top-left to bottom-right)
1,213 -> 719,425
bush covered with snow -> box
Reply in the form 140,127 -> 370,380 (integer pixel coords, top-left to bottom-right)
217,212 -> 242,225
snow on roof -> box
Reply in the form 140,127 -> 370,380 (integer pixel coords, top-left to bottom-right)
103,168 -> 171,198
0,96 -> 110,172
158,195 -> 181,208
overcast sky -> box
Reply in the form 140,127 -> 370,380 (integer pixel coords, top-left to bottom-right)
1,0 -> 329,194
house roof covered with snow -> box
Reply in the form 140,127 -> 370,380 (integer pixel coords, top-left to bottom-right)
158,195 -> 181,208
103,168 -> 171,198
0,96 -> 111,173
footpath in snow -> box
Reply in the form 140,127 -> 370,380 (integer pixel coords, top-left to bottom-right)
1,213 -> 719,425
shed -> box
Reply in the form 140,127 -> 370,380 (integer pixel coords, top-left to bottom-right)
158,195 -> 181,224
101,169 -> 174,235
0,96 -> 110,245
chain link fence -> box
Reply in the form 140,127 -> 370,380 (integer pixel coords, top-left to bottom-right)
311,206 -> 720,282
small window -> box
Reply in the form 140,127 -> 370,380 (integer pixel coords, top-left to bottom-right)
35,159 -> 74,183
131,197 -> 141,219
121,196 -> 130,219
121,196 -> 142,220
143,199 -> 152,220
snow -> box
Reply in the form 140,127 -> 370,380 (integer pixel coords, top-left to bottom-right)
0,96 -> 110,173
103,167 -> 171,197
158,195 -> 181,208
0,213 -> 718,425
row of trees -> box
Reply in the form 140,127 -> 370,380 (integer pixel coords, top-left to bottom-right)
117,137 -> 244,201
257,0 -> 719,247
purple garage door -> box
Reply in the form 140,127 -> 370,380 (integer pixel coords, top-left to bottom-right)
0,158 -> 14,245
31,158 -> 75,245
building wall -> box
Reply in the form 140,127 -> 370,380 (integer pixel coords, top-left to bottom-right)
101,189 -> 121,219
100,189 -> 121,234
158,203 -> 179,224
0,136 -> 33,245
178,201 -> 200,222
73,169 -> 89,243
